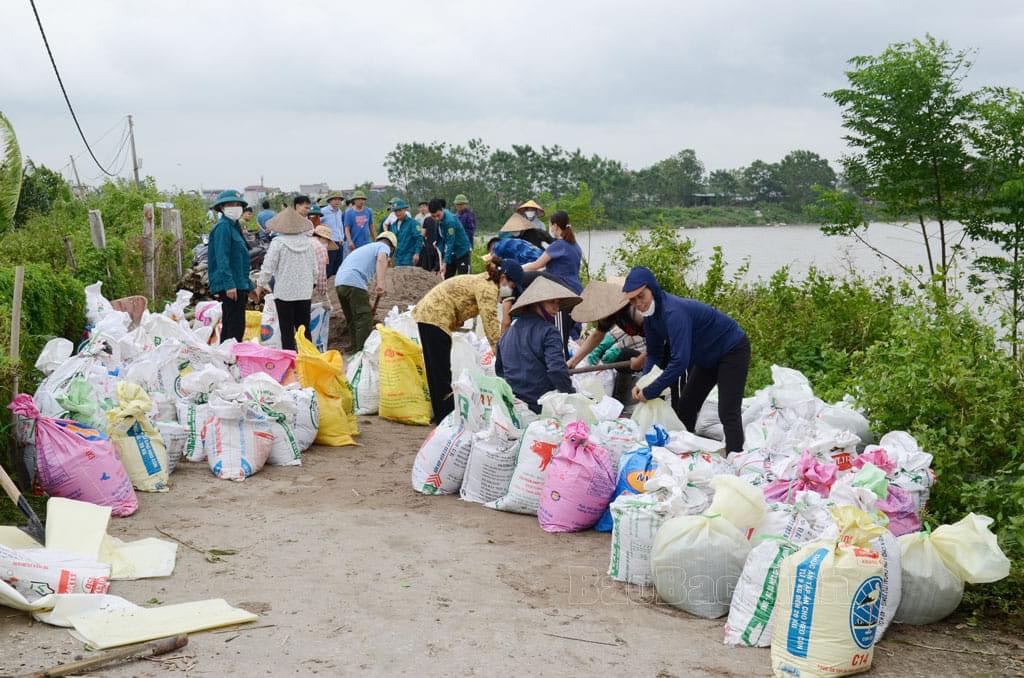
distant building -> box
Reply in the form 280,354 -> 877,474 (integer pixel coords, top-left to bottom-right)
299,182 -> 331,198
201,188 -> 225,203
244,184 -> 278,206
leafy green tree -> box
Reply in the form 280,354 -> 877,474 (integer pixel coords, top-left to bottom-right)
964,87 -> 1024,358
14,160 -> 71,226
638,149 -> 705,207
706,169 -> 741,202
0,112 -> 22,233
774,150 -> 836,208
822,35 -> 976,297
741,160 -> 782,202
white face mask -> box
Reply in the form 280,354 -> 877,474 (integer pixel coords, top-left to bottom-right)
499,285 -> 514,299
524,210 -> 537,220
222,206 -> 243,221
640,298 -> 656,318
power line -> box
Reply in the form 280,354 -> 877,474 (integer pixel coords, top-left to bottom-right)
28,0 -> 117,176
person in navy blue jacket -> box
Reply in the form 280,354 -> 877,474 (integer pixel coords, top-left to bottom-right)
623,267 -> 751,453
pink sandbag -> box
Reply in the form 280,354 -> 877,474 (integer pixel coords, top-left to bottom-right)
763,450 -> 838,504
878,485 -> 921,536
231,343 -> 296,383
538,421 -> 616,533
8,394 -> 138,517
852,447 -> 897,475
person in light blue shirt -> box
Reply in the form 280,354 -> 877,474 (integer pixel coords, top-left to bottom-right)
255,200 -> 276,241
343,190 -> 375,253
321,192 -> 346,275
336,231 -> 396,352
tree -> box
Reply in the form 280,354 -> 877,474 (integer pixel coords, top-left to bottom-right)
637,149 -> 705,207
706,169 -> 741,202
964,87 -> 1024,358
774,150 -> 836,208
0,111 -> 22,232
822,35 -> 976,297
741,160 -> 781,202
14,160 -> 71,226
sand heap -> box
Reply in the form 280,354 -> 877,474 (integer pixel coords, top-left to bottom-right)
327,266 -> 443,352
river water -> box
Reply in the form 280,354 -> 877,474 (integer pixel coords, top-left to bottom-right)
575,222 -> 996,285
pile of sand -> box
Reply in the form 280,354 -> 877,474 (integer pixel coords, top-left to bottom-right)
327,266 -> 443,352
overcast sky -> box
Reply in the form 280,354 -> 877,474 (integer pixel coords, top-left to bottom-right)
3,0 -> 1024,192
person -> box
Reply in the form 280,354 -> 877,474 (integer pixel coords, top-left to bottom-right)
336,231 -> 396,352
207,189 -> 253,343
418,208 -> 441,273
311,224 -> 336,300
308,203 -> 322,227
344,190 -> 375,252
568,280 -> 646,372
414,201 -> 429,227
390,199 -> 422,266
496,277 -> 580,413
256,200 -> 276,230
500,208 -> 553,250
413,258 -> 524,424
240,205 -> 255,228
485,235 -> 542,265
453,194 -> 476,245
255,208 -> 317,351
499,270 -> 563,336
321,192 -> 347,276
294,195 -> 312,219
623,266 -> 751,453
429,198 -> 471,279
522,210 -> 583,353
380,197 -> 399,232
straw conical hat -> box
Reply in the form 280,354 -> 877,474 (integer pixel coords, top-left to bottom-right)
500,212 -> 534,233
510,277 -> 582,317
516,199 -> 545,216
571,280 -> 630,322
268,208 -> 313,235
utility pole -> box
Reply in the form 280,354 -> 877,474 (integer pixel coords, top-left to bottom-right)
128,114 -> 141,188
69,154 -> 84,198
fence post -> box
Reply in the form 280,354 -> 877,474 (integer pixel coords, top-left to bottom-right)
143,203 -> 155,301
161,208 -> 184,279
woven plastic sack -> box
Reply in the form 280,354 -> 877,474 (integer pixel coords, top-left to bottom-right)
156,421 -> 187,474
259,294 -> 282,348
231,342 -> 296,383
283,385 -> 319,451
201,396 -> 273,480
538,421 -> 616,533
175,401 -> 211,462
8,394 -> 137,517
345,351 -> 379,416
608,493 -> 667,586
460,404 -> 521,504
486,417 -> 563,514
56,377 -> 109,431
593,418 -> 643,472
243,373 -> 303,466
412,375 -> 479,495
105,383 -> 170,492
295,331 -> 357,446
771,507 -> 886,678
595,425 -> 668,532
378,326 -> 432,426
310,303 -> 330,352
630,367 -> 685,432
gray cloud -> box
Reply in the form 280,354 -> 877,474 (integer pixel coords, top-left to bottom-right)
2,0 -> 1023,190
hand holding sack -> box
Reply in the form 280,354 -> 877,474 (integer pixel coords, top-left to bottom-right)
8,394 -> 138,517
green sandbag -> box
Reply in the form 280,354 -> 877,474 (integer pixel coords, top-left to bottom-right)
56,377 -> 109,430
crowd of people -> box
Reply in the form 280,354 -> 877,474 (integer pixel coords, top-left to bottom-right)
206,188 -> 751,453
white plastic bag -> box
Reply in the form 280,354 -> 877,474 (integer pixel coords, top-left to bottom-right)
593,418 -> 643,472
451,333 -> 480,382
162,290 -> 193,322
175,401 -> 211,462
85,281 -> 115,327
309,302 -> 330,352
0,545 -> 110,602
155,421 -> 187,474
259,294 -> 282,349
34,338 -> 74,377
412,413 -> 474,495
631,366 -> 685,432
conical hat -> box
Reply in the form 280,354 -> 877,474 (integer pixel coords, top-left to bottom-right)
510,277 -> 582,317
268,208 -> 313,235
571,280 -> 630,322
516,199 -> 545,216
500,212 -> 534,233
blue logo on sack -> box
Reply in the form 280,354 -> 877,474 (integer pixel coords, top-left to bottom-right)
849,576 -> 883,649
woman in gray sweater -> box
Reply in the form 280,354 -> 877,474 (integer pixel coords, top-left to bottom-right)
256,208 -> 317,351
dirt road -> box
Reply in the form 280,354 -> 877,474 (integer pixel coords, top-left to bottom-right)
2,417 -> 1021,677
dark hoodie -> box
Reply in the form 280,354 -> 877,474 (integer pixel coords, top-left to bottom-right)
622,267 -> 746,400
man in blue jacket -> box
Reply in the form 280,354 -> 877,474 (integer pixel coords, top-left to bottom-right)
207,189 -> 253,343
428,198 -> 471,279
623,267 -> 750,453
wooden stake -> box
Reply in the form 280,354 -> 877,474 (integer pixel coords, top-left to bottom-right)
162,208 -> 184,279
88,209 -> 106,249
10,266 -> 23,395
142,203 -> 155,301
61,236 -> 77,273
19,634 -> 188,677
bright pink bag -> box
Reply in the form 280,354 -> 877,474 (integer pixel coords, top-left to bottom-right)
9,394 -> 138,517
231,343 -> 296,383
852,448 -> 898,475
878,485 -> 921,536
538,421 -> 616,533
763,450 -> 838,503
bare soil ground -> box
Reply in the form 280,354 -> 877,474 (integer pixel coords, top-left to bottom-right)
2,417 -> 1023,677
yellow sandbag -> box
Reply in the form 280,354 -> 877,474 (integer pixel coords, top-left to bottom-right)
105,382 -> 170,492
243,311 -> 262,341
378,325 -> 432,426
294,330 -> 357,446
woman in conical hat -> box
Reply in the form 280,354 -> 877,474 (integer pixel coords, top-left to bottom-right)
568,278 -> 647,371
255,208 -> 317,351
495,276 -> 582,413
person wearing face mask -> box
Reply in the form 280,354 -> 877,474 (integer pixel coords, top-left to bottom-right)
507,200 -> 554,250
207,190 -> 254,343
568,280 -> 647,372
522,210 -> 583,354
412,258 -> 524,424
623,266 -> 750,453
496,277 -> 581,413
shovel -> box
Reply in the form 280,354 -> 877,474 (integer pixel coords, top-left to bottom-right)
0,463 -> 45,545
19,634 -> 188,677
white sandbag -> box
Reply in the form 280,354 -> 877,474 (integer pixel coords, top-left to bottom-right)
667,429 -> 725,455
309,302 -> 330,352
725,538 -> 801,647
870,431 -> 935,513
593,418 -> 643,472
259,294 -> 282,349
363,330 -> 382,368
538,391 -> 598,425
412,413 -> 474,495
486,418 -> 563,514
345,350 -> 379,415
34,338 -> 74,377
871,530 -> 902,640
384,306 -> 420,344
178,364 -> 233,403
155,421 -> 187,474
631,366 -> 685,432
84,281 -> 115,327
0,545 -> 110,602
283,385 -> 319,451
460,408 -> 521,504
162,290 -> 193,322
608,493 -> 666,587
242,375 -> 302,466
175,401 -> 211,462
140,313 -> 192,347
818,396 -> 870,442
451,332 -> 480,382
695,391 -> 724,441
201,397 -> 273,481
